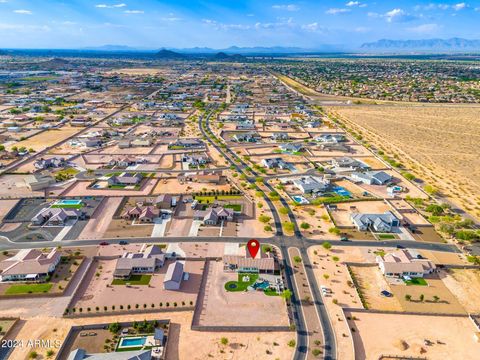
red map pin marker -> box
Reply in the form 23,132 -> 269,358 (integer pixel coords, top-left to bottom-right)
247,239 -> 260,259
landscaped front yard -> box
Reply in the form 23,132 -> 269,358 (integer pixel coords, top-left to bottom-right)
111,275 -> 152,286
5,283 -> 53,295
225,273 -> 258,292
404,277 -> 428,286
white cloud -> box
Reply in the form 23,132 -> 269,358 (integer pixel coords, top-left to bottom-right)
407,23 -> 440,34
301,22 -> 319,31
202,19 -> 251,31
124,10 -> 144,14
326,8 -> 350,15
272,4 -> 299,11
453,2 -> 466,11
96,3 -> 127,9
13,9 -> 32,15
385,8 -> 404,22
346,1 -> 360,6
161,16 -> 181,21
354,26 -> 370,33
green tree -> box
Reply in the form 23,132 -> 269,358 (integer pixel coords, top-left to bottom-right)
108,322 -> 121,334
281,289 -> 292,301
322,242 -> 332,250
300,222 -> 310,230
259,215 -> 271,223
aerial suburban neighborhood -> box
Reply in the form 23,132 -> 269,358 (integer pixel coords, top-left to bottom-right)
0,2 -> 480,360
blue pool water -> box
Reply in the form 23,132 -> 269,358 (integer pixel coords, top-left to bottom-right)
333,187 -> 351,197
119,337 -> 146,347
253,281 -> 270,290
292,195 -> 309,204
56,199 -> 82,205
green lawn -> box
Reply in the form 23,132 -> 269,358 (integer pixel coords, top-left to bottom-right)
378,234 -> 396,240
5,283 -> 53,295
51,203 -> 84,209
195,195 -> 242,203
224,204 -> 242,212
111,275 -> 152,286
264,288 -> 280,296
404,277 -> 428,286
224,273 -> 258,292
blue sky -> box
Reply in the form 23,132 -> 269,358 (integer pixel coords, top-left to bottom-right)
0,0 -> 479,49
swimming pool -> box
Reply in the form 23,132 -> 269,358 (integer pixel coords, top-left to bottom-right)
291,195 -> 309,204
56,199 -> 82,205
118,336 -> 147,348
333,187 -> 351,197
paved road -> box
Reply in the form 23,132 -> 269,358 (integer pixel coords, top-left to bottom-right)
288,247 -> 326,359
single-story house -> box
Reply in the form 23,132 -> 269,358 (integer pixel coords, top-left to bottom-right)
376,249 -> 436,278
108,172 -> 143,186
261,157 -> 289,169
113,245 -> 166,279
351,171 -> 392,185
32,207 -> 84,226
194,206 -> 234,225
279,143 -> 303,153
0,248 -> 61,282
331,157 -> 370,172
350,211 -> 400,232
34,157 -> 66,170
293,176 -> 330,194
223,243 -> 276,274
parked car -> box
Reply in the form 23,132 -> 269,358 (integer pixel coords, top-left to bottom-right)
380,290 -> 393,297
340,236 -> 349,242
119,240 -> 128,245
99,242 -> 109,246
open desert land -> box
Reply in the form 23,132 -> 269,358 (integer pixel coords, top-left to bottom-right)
295,205 -> 336,240
62,178 -> 158,197
0,175 -> 45,198
7,311 -> 294,360
440,268 -> 480,313
153,178 -> 232,194
77,197 -> 122,240
308,246 -> 363,360
345,311 -> 480,360
329,105 -> 480,219
8,126 -> 82,152
349,265 -> 403,311
195,260 -> 290,328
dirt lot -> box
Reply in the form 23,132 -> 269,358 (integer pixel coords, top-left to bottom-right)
8,126 -> 81,152
78,197 -> 122,240
196,260 -> 290,327
8,311 -> 295,360
294,205 -> 335,240
62,179 -> 158,197
331,105 -> 480,219
71,258 -> 203,310
440,268 -> 480,313
349,265 -> 402,311
103,218 -> 154,239
153,178 -> 233,194
390,273 -> 465,314
346,311 -> 480,360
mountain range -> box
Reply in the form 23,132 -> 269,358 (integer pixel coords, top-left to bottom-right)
361,38 -> 480,51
